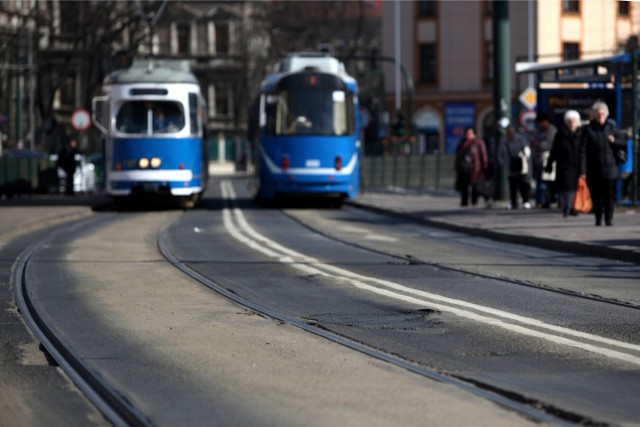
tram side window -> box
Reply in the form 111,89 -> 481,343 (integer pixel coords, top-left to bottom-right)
189,93 -> 199,135
116,101 -> 185,135
264,94 -> 288,136
331,91 -> 353,136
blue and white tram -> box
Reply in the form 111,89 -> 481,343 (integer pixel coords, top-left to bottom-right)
92,59 -> 207,208
254,52 -> 361,204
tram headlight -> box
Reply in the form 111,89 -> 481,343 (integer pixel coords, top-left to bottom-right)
138,157 -> 150,169
150,157 -> 162,169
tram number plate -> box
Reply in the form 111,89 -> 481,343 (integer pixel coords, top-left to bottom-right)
142,183 -> 159,192
306,159 -> 320,168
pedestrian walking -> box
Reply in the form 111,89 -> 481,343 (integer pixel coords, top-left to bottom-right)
57,137 -> 78,195
498,124 -> 532,209
531,112 -> 557,208
545,110 -> 582,217
454,127 -> 488,207
580,101 -> 625,226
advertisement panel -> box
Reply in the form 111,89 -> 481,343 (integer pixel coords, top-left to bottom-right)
444,103 -> 475,154
538,89 -> 616,127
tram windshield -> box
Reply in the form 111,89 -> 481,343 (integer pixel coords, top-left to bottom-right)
116,101 -> 185,135
264,74 -> 354,137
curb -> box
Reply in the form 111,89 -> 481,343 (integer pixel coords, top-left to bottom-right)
347,200 -> 640,265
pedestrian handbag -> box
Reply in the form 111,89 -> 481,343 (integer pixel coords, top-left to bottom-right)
572,176 -> 592,214
612,143 -> 627,165
611,131 -> 628,165
541,151 -> 555,181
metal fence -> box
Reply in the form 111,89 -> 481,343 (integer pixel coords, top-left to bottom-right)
361,152 -> 456,194
0,156 -> 58,197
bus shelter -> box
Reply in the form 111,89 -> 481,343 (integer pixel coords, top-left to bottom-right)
516,53 -> 638,205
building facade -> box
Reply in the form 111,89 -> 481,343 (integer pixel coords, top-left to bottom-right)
0,0 -> 265,157
382,0 -> 640,154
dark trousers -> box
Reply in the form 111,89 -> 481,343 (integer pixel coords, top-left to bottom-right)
588,178 -> 616,224
64,170 -> 75,195
508,174 -> 530,207
458,173 -> 481,206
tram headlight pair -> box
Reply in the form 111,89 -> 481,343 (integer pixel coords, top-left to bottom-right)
138,157 -> 162,169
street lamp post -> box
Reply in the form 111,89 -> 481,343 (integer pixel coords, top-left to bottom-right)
493,0 -> 511,200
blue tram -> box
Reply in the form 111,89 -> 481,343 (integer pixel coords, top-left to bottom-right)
92,59 -> 207,208
254,52 -> 361,204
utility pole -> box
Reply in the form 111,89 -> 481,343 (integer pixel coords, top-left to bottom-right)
630,37 -> 638,206
493,0 -> 511,200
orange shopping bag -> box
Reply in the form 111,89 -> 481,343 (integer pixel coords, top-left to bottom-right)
572,176 -> 592,213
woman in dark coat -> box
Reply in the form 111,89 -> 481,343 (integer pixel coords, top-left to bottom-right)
580,101 -> 625,226
455,127 -> 488,207
545,110 -> 582,217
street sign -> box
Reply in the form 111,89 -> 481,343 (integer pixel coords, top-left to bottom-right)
71,109 -> 91,131
519,110 -> 537,132
519,87 -> 537,110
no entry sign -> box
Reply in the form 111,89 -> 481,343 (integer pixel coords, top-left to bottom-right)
71,109 -> 91,131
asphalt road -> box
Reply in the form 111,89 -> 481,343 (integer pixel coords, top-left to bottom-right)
14,199 -> 536,426
2,176 -> 639,426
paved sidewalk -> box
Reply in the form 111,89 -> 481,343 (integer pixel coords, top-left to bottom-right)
351,189 -> 640,264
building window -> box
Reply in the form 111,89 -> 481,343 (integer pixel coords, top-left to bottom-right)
417,1 -> 436,18
562,0 -> 580,13
619,0 -> 630,16
209,83 -> 231,117
563,42 -> 580,61
177,24 -> 190,54
215,23 -> 229,54
419,43 -> 437,84
54,74 -> 76,108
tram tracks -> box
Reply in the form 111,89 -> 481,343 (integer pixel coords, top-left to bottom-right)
157,180 -> 591,426
284,207 -> 640,311
12,215 -> 153,427
11,182 -> 636,426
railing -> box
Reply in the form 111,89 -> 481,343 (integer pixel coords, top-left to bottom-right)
361,152 -> 455,194
0,156 -> 58,196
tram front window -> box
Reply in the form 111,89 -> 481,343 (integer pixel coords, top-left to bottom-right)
116,101 -> 185,135
266,90 -> 353,137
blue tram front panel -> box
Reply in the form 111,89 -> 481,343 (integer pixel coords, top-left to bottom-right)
109,137 -> 204,196
257,66 -> 361,200
258,135 -> 360,199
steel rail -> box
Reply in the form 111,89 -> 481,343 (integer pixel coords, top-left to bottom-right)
13,216 -> 153,427
158,204 -> 586,427
285,205 -> 640,311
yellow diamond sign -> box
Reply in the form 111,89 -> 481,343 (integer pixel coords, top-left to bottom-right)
519,87 -> 537,110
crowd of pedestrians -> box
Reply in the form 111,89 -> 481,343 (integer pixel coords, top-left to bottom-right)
454,101 -> 628,226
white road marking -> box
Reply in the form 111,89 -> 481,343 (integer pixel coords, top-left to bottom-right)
364,234 -> 398,243
220,180 -> 640,366
337,225 -> 370,233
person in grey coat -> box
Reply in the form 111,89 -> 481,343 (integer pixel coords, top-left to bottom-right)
545,110 -> 582,217
498,125 -> 532,209
579,101 -> 624,226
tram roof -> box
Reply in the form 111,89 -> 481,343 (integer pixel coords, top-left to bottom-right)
262,52 -> 357,92
515,53 -> 630,75
103,59 -> 198,85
